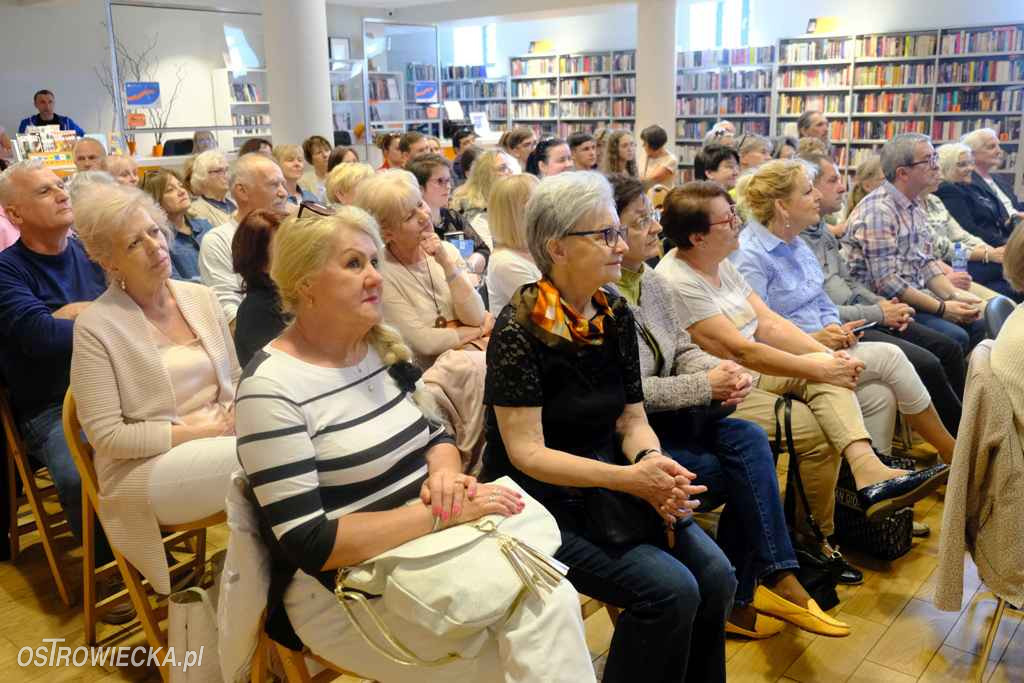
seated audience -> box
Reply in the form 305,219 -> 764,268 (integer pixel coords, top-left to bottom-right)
406,154 -> 489,275
482,171 -> 736,682
232,209 -> 288,368
450,127 -> 478,184
426,135 -> 442,155
843,133 -> 985,354
797,110 -> 829,144
485,174 -> 540,313
235,206 -> 595,682
300,135 -> 332,202
843,155 -> 884,221
399,131 -> 430,164
800,152 -> 966,431
736,133 -> 773,172
733,160 -> 956,461
105,155 -> 138,187
354,170 -> 490,368
458,144 -> 484,180
73,138 -> 107,172
273,144 -> 318,207
962,127 -> 1023,218
600,129 -> 638,177
772,135 -> 798,160
567,131 -> 598,171
608,173 -> 850,639
928,143 -> 1018,301
70,182 -> 238,596
704,120 -> 736,147
66,170 -> 115,204
238,138 -> 272,156
188,150 -> 237,227
142,169 -> 213,282
498,127 -> 537,175
991,223 -> 1024,424
639,125 -> 678,190
525,136 -> 574,177
797,137 -> 828,158
199,153 -> 289,325
375,132 -> 404,171
0,160 -> 120,614
450,149 -> 515,249
326,145 -> 360,174
654,181 -> 947,538
324,161 -> 375,207
193,130 -> 217,154
694,144 -> 740,191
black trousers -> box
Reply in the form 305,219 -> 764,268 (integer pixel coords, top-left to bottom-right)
860,322 -> 964,435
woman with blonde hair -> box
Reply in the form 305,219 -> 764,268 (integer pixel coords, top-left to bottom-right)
450,149 -> 515,249
325,162 -> 375,207
142,169 -> 214,281
234,206 -> 595,682
600,129 -> 638,177
354,170 -> 491,368
485,173 -> 540,312
70,182 -> 239,597
843,155 -> 884,220
273,143 -> 318,207
189,150 -> 236,227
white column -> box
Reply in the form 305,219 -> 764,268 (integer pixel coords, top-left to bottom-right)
635,0 -> 679,170
263,0 -> 333,145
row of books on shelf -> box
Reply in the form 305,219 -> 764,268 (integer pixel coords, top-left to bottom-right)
779,67 -> 850,87
778,94 -> 848,115
851,119 -> 929,138
406,63 -> 437,81
513,102 -> 557,118
513,81 -> 557,97
938,59 -> 1024,83
677,46 -> 775,68
561,101 -> 611,118
231,82 -> 262,102
676,68 -> 774,91
854,92 -> 932,113
721,93 -> 771,114
934,88 -> 1023,112
678,72 -> 720,91
442,81 -> 507,99
677,144 -> 700,164
940,27 -> 1024,55
558,121 -> 633,138
368,76 -> 401,102
560,77 -> 611,96
561,55 -> 611,74
677,96 -> 719,116
332,84 -> 355,101
781,39 -> 851,63
613,76 -> 635,94
333,112 -> 357,131
613,52 -> 635,72
856,34 -> 937,58
511,57 -> 557,76
612,99 -> 635,117
853,63 -> 935,86
463,102 -> 508,119
442,65 -> 489,79
932,118 -> 1020,141
231,113 -> 270,127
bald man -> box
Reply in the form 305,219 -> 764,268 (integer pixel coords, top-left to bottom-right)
73,138 -> 107,172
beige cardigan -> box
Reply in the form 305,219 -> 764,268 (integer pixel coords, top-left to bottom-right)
934,341 -> 1024,611
70,280 -> 240,594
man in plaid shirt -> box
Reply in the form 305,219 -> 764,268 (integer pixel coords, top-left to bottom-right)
843,133 -> 985,354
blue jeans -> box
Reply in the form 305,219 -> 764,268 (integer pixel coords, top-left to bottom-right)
657,416 -> 799,606
555,517 -> 735,683
19,403 -> 113,564
915,311 -> 986,354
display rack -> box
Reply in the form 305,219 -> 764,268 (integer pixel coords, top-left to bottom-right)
366,64 -> 443,136
211,68 -> 273,151
330,58 -> 365,144
441,66 -> 509,132
675,46 -> 776,182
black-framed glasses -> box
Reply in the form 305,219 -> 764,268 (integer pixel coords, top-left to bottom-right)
566,225 -> 627,246
905,153 -> 939,169
298,201 -> 336,218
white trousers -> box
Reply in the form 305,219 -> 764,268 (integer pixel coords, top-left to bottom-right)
147,436 -> 237,526
850,341 -> 932,456
284,568 -> 596,683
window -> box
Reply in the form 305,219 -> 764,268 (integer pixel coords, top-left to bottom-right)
452,22 -> 497,67
688,0 -> 749,50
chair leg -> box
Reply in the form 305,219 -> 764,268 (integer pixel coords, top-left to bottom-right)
7,452 -> 18,561
10,452 -> 71,607
116,551 -> 170,681
82,495 -> 97,644
978,597 -> 1006,681
274,642 -> 314,683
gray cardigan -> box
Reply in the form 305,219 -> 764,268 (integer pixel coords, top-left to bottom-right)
609,267 -> 718,413
800,222 -> 885,324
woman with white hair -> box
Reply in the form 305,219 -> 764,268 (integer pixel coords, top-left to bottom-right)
234,207 -> 596,682
188,150 -> 236,227
69,182 -> 238,596
354,170 -> 491,368
482,171 -> 736,683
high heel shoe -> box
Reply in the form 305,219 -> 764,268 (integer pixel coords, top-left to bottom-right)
753,585 -> 851,638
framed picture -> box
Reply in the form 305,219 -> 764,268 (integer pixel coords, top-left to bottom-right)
329,37 -> 351,63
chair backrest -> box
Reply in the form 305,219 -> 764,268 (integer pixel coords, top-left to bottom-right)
0,384 -> 24,454
984,295 -> 1017,339
61,390 -> 102,510
162,138 -> 194,156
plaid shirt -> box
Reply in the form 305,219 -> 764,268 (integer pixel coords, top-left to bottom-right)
842,181 -> 944,299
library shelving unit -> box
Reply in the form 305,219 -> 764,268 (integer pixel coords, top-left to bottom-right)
675,46 -> 776,182
329,58 -> 365,144
366,63 -> 443,136
441,66 -> 509,132
211,67 -> 272,151
774,23 -> 1024,187
508,51 -> 636,139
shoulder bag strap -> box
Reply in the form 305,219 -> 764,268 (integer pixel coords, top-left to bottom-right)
774,395 -> 827,546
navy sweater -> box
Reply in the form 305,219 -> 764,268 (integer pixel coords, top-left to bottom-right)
0,238 -> 105,419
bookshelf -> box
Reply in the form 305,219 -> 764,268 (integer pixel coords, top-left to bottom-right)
441,66 -> 508,132
774,24 -> 1024,187
366,63 -> 443,136
508,50 -> 636,139
676,46 -> 776,182
330,58 -> 365,144
211,68 -> 272,150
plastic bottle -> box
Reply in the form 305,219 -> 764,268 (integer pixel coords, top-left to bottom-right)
952,242 -> 968,273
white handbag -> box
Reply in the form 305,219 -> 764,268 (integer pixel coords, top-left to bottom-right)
334,476 -> 567,666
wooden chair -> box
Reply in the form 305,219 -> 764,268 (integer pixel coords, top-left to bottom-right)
977,592 -> 1022,681
581,594 -> 621,625
2,384 -> 72,606
62,389 -> 222,682
250,611 -> 376,683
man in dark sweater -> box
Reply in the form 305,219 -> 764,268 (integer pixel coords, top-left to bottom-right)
17,89 -> 86,137
0,160 -> 108,560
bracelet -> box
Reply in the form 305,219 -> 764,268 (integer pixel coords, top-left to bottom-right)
936,301 -> 946,318
445,266 -> 465,283
984,247 -> 991,264
633,448 -> 662,463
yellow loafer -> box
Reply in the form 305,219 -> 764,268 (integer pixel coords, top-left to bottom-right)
725,613 -> 785,639
753,585 -> 851,638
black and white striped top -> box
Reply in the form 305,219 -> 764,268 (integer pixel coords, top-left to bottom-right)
235,345 -> 451,574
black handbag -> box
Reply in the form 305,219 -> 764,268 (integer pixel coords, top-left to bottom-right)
582,485 -> 667,546
774,396 -> 845,611
833,454 -> 914,561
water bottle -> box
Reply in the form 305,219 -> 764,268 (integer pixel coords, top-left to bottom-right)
952,242 -> 968,273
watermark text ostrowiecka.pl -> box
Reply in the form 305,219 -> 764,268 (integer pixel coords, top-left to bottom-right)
18,638 -> 205,671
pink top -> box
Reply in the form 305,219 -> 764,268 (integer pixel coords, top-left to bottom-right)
0,207 -> 20,252
147,320 -> 227,425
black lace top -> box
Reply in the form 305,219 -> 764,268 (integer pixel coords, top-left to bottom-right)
480,291 -> 644,511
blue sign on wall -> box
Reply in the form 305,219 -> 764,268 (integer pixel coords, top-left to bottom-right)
125,82 -> 161,107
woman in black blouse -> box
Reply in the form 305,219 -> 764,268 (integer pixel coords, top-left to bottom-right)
482,171 -> 736,683
232,209 -> 289,367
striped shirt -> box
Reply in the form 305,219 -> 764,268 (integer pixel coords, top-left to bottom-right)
235,345 -> 451,574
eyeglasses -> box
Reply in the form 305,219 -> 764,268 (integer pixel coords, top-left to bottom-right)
430,176 -> 452,187
207,167 -> 228,176
298,201 -> 335,219
566,225 -> 627,246
905,154 -> 940,169
708,205 -> 740,228
629,210 -> 658,228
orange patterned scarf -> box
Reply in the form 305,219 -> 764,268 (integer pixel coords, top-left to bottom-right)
516,278 -> 614,348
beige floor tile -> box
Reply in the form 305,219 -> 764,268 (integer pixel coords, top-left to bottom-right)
866,598 -> 962,677
989,613 -> 1024,683
846,659 -> 917,683
838,549 -> 937,626
784,613 -> 886,683
918,643 -> 993,682
944,593 -> 1022,661
725,625 -> 816,683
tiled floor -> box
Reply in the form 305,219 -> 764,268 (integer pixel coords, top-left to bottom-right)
3,487 -> 1022,681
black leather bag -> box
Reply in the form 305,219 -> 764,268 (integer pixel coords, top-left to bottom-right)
582,485 -> 666,546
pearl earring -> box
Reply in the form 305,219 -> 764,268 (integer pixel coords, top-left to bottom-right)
119,278 -> 127,292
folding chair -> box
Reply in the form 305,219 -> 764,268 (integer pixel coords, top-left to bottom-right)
2,384 -> 72,606
63,389 -> 222,681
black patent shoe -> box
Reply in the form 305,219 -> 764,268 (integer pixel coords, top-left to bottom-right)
857,463 -> 949,521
